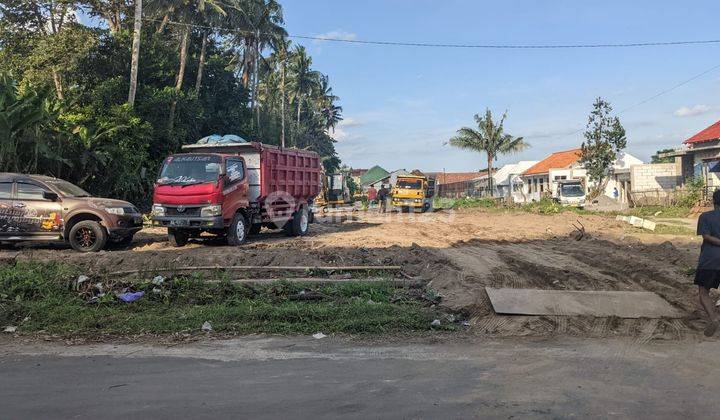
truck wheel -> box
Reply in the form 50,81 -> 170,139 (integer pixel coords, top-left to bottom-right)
168,228 -> 189,247
288,206 -> 309,237
69,220 -> 108,252
227,213 -> 248,246
249,223 -> 261,235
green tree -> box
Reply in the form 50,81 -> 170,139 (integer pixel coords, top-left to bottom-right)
651,148 -> 675,164
448,109 -> 527,194
579,98 -> 627,185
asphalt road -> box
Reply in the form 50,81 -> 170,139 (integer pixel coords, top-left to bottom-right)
1,335 -> 718,419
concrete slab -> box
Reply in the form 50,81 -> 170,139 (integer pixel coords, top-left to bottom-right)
485,287 -> 683,318
641,219 -> 656,231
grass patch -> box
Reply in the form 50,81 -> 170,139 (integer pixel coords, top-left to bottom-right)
648,224 -> 695,236
0,261 -> 452,336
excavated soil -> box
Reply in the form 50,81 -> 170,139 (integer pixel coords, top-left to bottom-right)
1,208 -> 711,340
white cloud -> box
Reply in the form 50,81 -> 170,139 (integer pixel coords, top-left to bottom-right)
674,104 -> 712,117
314,30 -> 357,43
331,118 -> 363,141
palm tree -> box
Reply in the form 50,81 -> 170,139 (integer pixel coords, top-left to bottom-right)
151,0 -> 227,130
127,0 -> 142,106
448,109 -> 527,196
288,46 -> 319,125
314,75 -> 342,132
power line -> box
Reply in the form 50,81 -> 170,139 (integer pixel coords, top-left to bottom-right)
558,62 -> 720,140
145,18 -> 720,50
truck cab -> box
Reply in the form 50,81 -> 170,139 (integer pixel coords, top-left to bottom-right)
392,175 -> 434,213
555,179 -> 586,208
152,138 -> 321,247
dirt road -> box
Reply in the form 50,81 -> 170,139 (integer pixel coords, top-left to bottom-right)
2,208 -> 711,340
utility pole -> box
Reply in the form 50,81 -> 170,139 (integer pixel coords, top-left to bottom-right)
128,0 -> 142,106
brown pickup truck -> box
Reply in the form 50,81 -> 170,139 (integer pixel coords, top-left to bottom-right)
0,173 -> 143,252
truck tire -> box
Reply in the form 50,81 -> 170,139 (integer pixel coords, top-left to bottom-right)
287,206 -> 309,237
227,213 -> 248,246
168,228 -> 189,247
69,220 -> 108,252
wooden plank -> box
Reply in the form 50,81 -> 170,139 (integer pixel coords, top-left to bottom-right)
485,288 -> 683,318
108,265 -> 402,277
207,277 -> 422,287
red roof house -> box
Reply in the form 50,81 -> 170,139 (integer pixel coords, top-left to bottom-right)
684,119 -> 720,145
522,149 -> 582,176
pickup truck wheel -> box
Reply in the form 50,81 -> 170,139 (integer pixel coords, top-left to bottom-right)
289,206 -> 309,237
227,213 -> 248,246
168,228 -> 189,247
69,220 -> 108,252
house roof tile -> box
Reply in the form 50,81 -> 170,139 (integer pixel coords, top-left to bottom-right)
684,119 -> 720,145
522,149 -> 582,176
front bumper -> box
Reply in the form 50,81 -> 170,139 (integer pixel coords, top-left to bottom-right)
152,215 -> 224,229
106,215 -> 143,238
392,199 -> 424,207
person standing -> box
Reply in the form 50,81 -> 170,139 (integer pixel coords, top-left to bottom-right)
695,189 -> 720,336
367,185 -> 377,206
377,184 -> 389,213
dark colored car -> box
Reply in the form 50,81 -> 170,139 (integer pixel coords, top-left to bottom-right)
0,173 -> 143,252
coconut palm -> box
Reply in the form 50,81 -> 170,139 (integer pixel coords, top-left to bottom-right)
448,109 -> 527,195
313,75 -> 342,132
128,0 -> 142,106
287,45 -> 320,125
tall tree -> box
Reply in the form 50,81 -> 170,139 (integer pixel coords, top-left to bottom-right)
127,0 -> 142,106
314,74 -> 342,132
81,0 -> 132,33
579,98 -> 627,186
288,45 -> 319,125
448,109 -> 527,195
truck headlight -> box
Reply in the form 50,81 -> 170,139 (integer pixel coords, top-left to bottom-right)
106,207 -> 125,215
200,204 -> 222,217
152,204 -> 165,217
414,199 -> 421,203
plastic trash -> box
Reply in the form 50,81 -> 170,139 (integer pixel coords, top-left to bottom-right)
202,321 -> 213,332
77,275 -> 90,284
312,332 -> 327,339
152,275 -> 165,286
3,326 -> 17,333
431,319 -> 441,326
116,291 -> 145,302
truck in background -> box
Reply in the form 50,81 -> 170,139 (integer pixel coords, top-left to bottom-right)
555,179 -> 586,208
325,173 -> 352,206
391,174 -> 435,213
151,138 -> 321,246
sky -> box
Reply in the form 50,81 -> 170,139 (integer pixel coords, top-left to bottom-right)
280,0 -> 720,172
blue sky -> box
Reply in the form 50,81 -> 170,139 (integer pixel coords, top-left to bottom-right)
282,0 -> 720,172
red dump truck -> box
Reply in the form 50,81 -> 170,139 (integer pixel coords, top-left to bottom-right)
151,138 -> 322,246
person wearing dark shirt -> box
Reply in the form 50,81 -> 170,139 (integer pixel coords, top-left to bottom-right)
377,185 -> 390,213
695,189 -> 720,337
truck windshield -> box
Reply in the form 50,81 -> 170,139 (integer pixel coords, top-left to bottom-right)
45,179 -> 91,197
560,184 -> 585,197
397,179 -> 422,189
158,155 -> 221,185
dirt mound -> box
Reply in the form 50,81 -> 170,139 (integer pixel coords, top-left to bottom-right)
432,237 -> 701,339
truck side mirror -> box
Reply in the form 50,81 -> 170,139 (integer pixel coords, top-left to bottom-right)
43,191 -> 59,201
